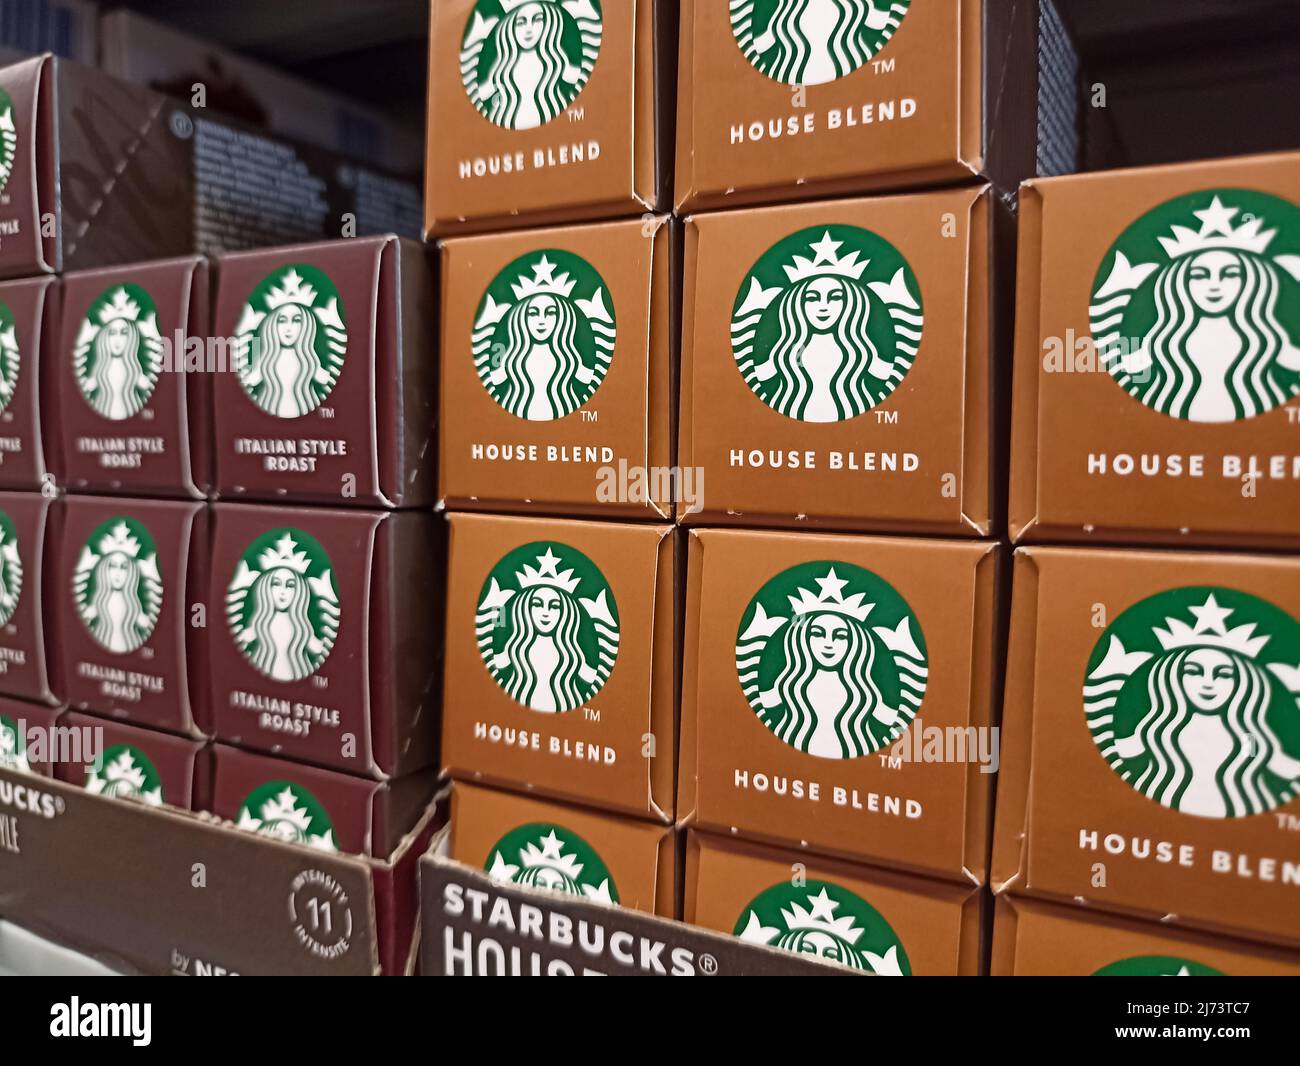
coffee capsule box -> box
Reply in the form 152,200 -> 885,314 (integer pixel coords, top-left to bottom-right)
55,256 -> 210,498
684,831 -> 982,975
440,216 -> 676,518
681,528 -> 1001,881
54,496 -> 208,736
1010,150 -> 1300,548
55,711 -> 208,811
211,744 -> 440,858
208,504 -> 442,778
425,0 -> 674,235
448,781 -> 676,916
680,185 -> 1011,533
992,896 -> 1300,977
210,236 -> 436,508
0,698 -> 61,776
0,278 -> 58,489
441,513 -> 676,821
0,492 -> 57,704
675,0 -> 1037,212
994,546 -> 1300,949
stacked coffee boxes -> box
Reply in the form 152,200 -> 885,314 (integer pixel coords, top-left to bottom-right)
991,149 -> 1300,976
428,0 -> 1035,973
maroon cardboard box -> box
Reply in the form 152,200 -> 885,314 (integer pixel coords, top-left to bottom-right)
0,277 -> 58,489
53,495 -> 208,736
208,503 -> 442,777
210,236 -> 436,508
0,491 -> 57,704
0,697 -> 60,776
55,256 -> 210,498
55,710 -> 207,810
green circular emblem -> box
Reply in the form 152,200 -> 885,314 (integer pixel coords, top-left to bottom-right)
0,508 -> 22,627
473,249 -> 616,421
1090,189 -> 1300,422
737,561 -> 927,758
485,822 -> 619,903
0,714 -> 29,773
730,0 -> 911,86
1084,587 -> 1300,818
233,264 -> 347,419
0,300 -> 20,416
735,880 -> 910,974
72,517 -> 163,654
86,744 -> 164,806
74,284 -> 163,421
226,528 -> 339,683
1093,956 -> 1224,977
0,87 -> 16,197
460,0 -> 603,130
236,781 -> 337,851
733,225 -> 922,422
477,541 -> 619,713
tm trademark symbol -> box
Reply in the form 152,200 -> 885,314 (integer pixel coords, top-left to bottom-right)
567,106 -> 585,122
581,409 -> 599,423
872,57 -> 896,74
875,409 -> 898,424
583,706 -> 601,722
312,675 -> 329,689
1286,406 -> 1300,425
319,407 -> 336,420
1277,813 -> 1300,831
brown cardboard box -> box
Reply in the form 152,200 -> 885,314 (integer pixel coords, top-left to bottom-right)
448,781 -> 675,916
0,277 -> 58,489
53,496 -> 208,736
440,216 -> 676,519
55,257 -> 209,498
993,546 -> 1300,949
680,528 -> 1001,882
675,0 -> 1037,212
55,710 -> 207,811
680,185 -> 1011,533
207,504 -> 442,778
0,697 -> 60,776
0,492 -> 56,704
441,512 -> 676,821
992,895 -> 1300,976
684,830 -> 982,974
424,0 -> 674,236
1010,150 -> 1300,548
211,237 -> 436,508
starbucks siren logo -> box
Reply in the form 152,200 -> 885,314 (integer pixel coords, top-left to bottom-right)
1093,956 -> 1225,977
0,88 -> 15,196
73,518 -> 163,654
236,782 -> 337,851
477,542 -> 619,713
0,301 -> 20,417
226,529 -> 339,683
730,0 -> 910,86
86,745 -> 164,806
74,285 -> 163,421
1090,189 -> 1300,422
461,0 -> 603,130
1084,588 -> 1300,818
486,822 -> 618,903
0,508 -> 22,627
474,250 -> 615,421
738,561 -> 927,758
733,227 -> 922,422
233,265 -> 347,419
0,714 -> 29,773
736,880 -> 910,974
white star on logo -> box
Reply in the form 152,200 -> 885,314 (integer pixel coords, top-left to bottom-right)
1188,593 -> 1233,635
815,568 -> 849,603
1193,196 -> 1239,237
808,232 -> 844,265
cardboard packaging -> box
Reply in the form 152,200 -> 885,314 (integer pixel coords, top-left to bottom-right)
680,528 -> 1002,882
55,256 -> 210,498
994,546 -> 1300,949
992,896 -> 1300,977
0,492 -> 57,704
0,54 -> 423,280
55,711 -> 207,811
1010,150 -> 1300,548
684,830 -> 982,975
674,0 -> 1037,212
208,504 -> 442,778
424,0 -> 674,236
441,512 -> 676,821
448,781 -> 675,916
210,237 -> 436,508
0,277 -> 58,489
440,216 -> 676,518
54,495 -> 208,736
680,185 -> 1011,533
0,697 -> 60,776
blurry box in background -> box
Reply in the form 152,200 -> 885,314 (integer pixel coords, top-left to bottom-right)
0,0 -> 97,62
211,237 -> 436,508
0,696 -> 60,775
0,277 -> 57,490
55,710 -> 208,811
425,0 -> 675,235
0,491 -> 55,704
55,256 -> 209,499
